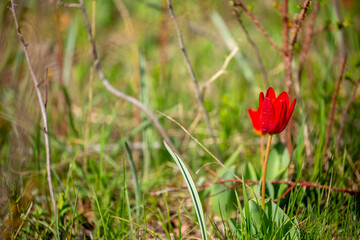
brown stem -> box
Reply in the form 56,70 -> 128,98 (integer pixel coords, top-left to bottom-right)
9,0 -> 56,219
298,1 -> 320,81
260,135 -> 265,166
233,1 -> 286,58
167,0 -> 222,161
262,135 -> 272,209
231,4 -> 269,87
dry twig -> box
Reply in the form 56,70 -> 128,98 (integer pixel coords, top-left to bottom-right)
9,0 -> 56,218
77,0 -> 180,156
167,0 -> 222,161
231,5 -> 269,87
233,1 -> 286,58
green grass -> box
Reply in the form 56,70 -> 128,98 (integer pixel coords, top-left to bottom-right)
1,0 -> 360,239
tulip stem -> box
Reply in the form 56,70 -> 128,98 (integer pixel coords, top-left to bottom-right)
260,135 -> 265,166
262,134 -> 272,210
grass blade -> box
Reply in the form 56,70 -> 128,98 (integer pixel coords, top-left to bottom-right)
164,141 -> 208,240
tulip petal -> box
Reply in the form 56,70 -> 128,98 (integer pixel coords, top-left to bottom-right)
280,98 -> 296,133
261,97 -> 276,133
275,100 -> 287,134
259,92 -> 264,112
266,87 -> 276,103
276,92 -> 289,107
248,108 -> 261,133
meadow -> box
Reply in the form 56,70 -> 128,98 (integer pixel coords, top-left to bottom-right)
0,0 -> 359,239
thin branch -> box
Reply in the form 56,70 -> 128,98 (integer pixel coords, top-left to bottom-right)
166,0 -> 222,161
233,1 -> 286,58
289,0 -> 312,51
78,0 -> 180,156
155,179 -> 360,196
231,5 -> 269,87
200,46 -> 239,96
283,0 -> 290,92
9,0 -> 56,218
337,79 -> 360,152
14,201 -> 34,239
324,54 -> 347,158
298,1 -> 320,81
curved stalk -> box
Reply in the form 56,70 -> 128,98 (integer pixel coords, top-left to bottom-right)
262,135 -> 273,210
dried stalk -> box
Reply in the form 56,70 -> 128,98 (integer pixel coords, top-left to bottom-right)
78,0 -> 180,156
166,0 -> 222,161
9,0 -> 56,217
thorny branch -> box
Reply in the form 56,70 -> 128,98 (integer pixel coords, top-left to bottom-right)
77,0 -> 181,156
167,0 -> 222,161
9,0 -> 56,219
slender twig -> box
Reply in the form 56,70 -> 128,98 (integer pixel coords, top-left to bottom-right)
166,0 -> 222,161
233,1 -> 286,58
231,5 -> 269,87
9,0 -> 56,218
77,0 -> 180,156
294,1 -> 319,158
324,54 -> 347,158
155,179 -> 360,196
200,46 -> 239,96
298,1 -> 320,82
336,79 -> 360,152
282,0 -> 291,93
14,201 -> 34,239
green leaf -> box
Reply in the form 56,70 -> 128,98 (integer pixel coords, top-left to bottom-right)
125,142 -> 141,221
210,167 -> 237,218
164,142 -> 208,240
266,143 -> 290,180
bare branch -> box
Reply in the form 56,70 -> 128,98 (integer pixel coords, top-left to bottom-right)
233,1 -> 286,58
166,0 -> 222,161
77,0 -> 180,156
9,0 -> 56,218
231,5 -> 269,87
200,46 -> 239,96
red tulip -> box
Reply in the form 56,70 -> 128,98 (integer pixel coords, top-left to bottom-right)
248,87 -> 296,135
248,92 -> 266,135
260,87 -> 296,135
